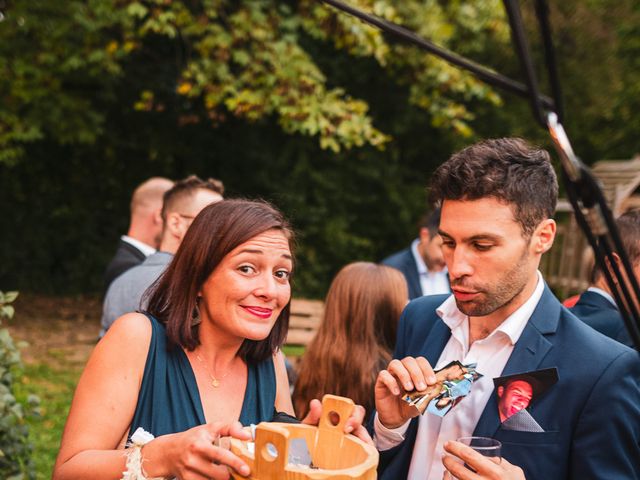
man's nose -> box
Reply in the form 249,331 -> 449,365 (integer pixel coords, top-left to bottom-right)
449,248 -> 474,279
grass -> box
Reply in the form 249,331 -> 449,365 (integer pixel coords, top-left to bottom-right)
281,344 -> 306,357
14,359 -> 83,479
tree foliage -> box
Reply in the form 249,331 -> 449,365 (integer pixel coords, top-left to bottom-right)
0,0 -> 507,163
1,1 -> 639,297
0,292 -> 38,479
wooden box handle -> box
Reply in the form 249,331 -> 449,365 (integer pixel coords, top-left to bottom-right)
318,394 -> 355,433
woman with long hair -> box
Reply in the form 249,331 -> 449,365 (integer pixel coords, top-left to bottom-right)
54,200 -> 368,480
293,262 -> 408,420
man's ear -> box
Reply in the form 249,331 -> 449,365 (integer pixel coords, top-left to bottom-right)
165,211 -> 181,237
153,208 -> 163,226
532,219 -> 556,254
497,386 -> 504,398
611,252 -> 622,270
419,227 -> 432,243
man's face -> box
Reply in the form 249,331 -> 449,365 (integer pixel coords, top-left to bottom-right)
439,198 -> 541,319
419,228 -> 446,272
497,379 -> 534,422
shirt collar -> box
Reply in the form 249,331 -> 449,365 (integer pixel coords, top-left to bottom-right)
411,238 -> 428,275
587,286 -> 618,307
411,238 -> 448,276
436,271 -> 546,346
121,235 -> 156,257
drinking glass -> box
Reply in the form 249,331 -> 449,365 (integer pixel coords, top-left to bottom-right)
457,436 -> 501,457
456,436 -> 501,473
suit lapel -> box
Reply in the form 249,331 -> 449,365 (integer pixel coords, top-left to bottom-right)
474,285 -> 559,438
420,319 -> 451,365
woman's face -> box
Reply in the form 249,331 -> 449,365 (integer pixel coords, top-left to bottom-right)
199,229 -> 293,342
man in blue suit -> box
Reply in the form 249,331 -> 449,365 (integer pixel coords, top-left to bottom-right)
373,138 -> 640,479
570,210 -> 640,348
382,209 -> 450,300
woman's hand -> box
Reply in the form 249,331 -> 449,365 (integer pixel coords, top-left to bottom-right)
442,440 -> 526,480
301,399 -> 373,445
146,421 -> 252,480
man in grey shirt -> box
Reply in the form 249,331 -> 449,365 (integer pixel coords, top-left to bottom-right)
100,175 -> 224,337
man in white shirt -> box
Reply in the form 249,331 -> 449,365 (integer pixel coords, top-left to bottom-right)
373,138 -> 640,479
382,209 -> 450,300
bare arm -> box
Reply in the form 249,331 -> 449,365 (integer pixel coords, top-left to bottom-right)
53,313 -> 153,479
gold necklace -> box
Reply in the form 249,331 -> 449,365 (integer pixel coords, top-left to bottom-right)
195,353 -> 231,388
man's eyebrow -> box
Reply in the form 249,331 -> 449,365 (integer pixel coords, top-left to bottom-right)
438,230 -> 502,242
467,234 -> 502,242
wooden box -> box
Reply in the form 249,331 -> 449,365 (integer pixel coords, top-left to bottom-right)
230,395 -> 378,479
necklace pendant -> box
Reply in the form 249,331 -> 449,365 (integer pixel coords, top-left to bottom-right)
211,378 -> 220,388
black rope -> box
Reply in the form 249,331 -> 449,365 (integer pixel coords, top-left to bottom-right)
320,0 -> 554,110
503,0 -> 549,127
534,0 -> 564,122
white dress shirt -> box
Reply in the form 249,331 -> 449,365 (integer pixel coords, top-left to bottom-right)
411,239 -> 450,296
121,235 -> 156,257
375,271 -> 545,480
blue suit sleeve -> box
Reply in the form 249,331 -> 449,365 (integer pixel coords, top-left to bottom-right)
368,304 -> 412,435
393,303 -> 411,360
571,349 -> 640,479
377,304 -> 413,472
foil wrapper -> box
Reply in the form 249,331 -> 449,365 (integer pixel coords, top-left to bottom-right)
401,361 -> 482,417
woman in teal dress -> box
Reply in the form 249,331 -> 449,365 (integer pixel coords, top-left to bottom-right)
54,200 -> 368,480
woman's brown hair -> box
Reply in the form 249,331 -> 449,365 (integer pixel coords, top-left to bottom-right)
145,199 -> 294,363
293,262 -> 407,419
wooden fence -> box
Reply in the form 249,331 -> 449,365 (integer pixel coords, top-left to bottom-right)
540,211 -> 591,300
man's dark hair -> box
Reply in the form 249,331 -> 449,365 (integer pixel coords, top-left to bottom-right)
429,138 -> 558,237
161,175 -> 224,220
418,208 -> 441,237
592,209 -> 640,281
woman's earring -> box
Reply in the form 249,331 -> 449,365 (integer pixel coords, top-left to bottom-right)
191,297 -> 202,327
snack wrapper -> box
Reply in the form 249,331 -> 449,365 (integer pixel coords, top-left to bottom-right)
401,361 -> 482,417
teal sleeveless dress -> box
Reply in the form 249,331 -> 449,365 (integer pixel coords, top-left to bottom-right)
128,314 -> 277,440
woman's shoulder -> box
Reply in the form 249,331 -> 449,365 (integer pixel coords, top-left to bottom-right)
97,312 -> 156,364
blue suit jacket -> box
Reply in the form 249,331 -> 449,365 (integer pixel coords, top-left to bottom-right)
570,290 -> 633,348
382,247 -> 423,300
378,287 -> 640,480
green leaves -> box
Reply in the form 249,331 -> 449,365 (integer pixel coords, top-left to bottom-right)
0,292 -> 19,323
0,0 -> 510,162
0,292 -> 37,478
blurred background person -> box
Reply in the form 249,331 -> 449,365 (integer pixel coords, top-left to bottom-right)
382,208 -> 449,300
99,175 -> 224,337
293,262 -> 408,421
570,209 -> 640,347
104,176 -> 174,291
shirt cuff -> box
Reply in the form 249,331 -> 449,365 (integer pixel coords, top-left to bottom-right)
373,412 -> 410,451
